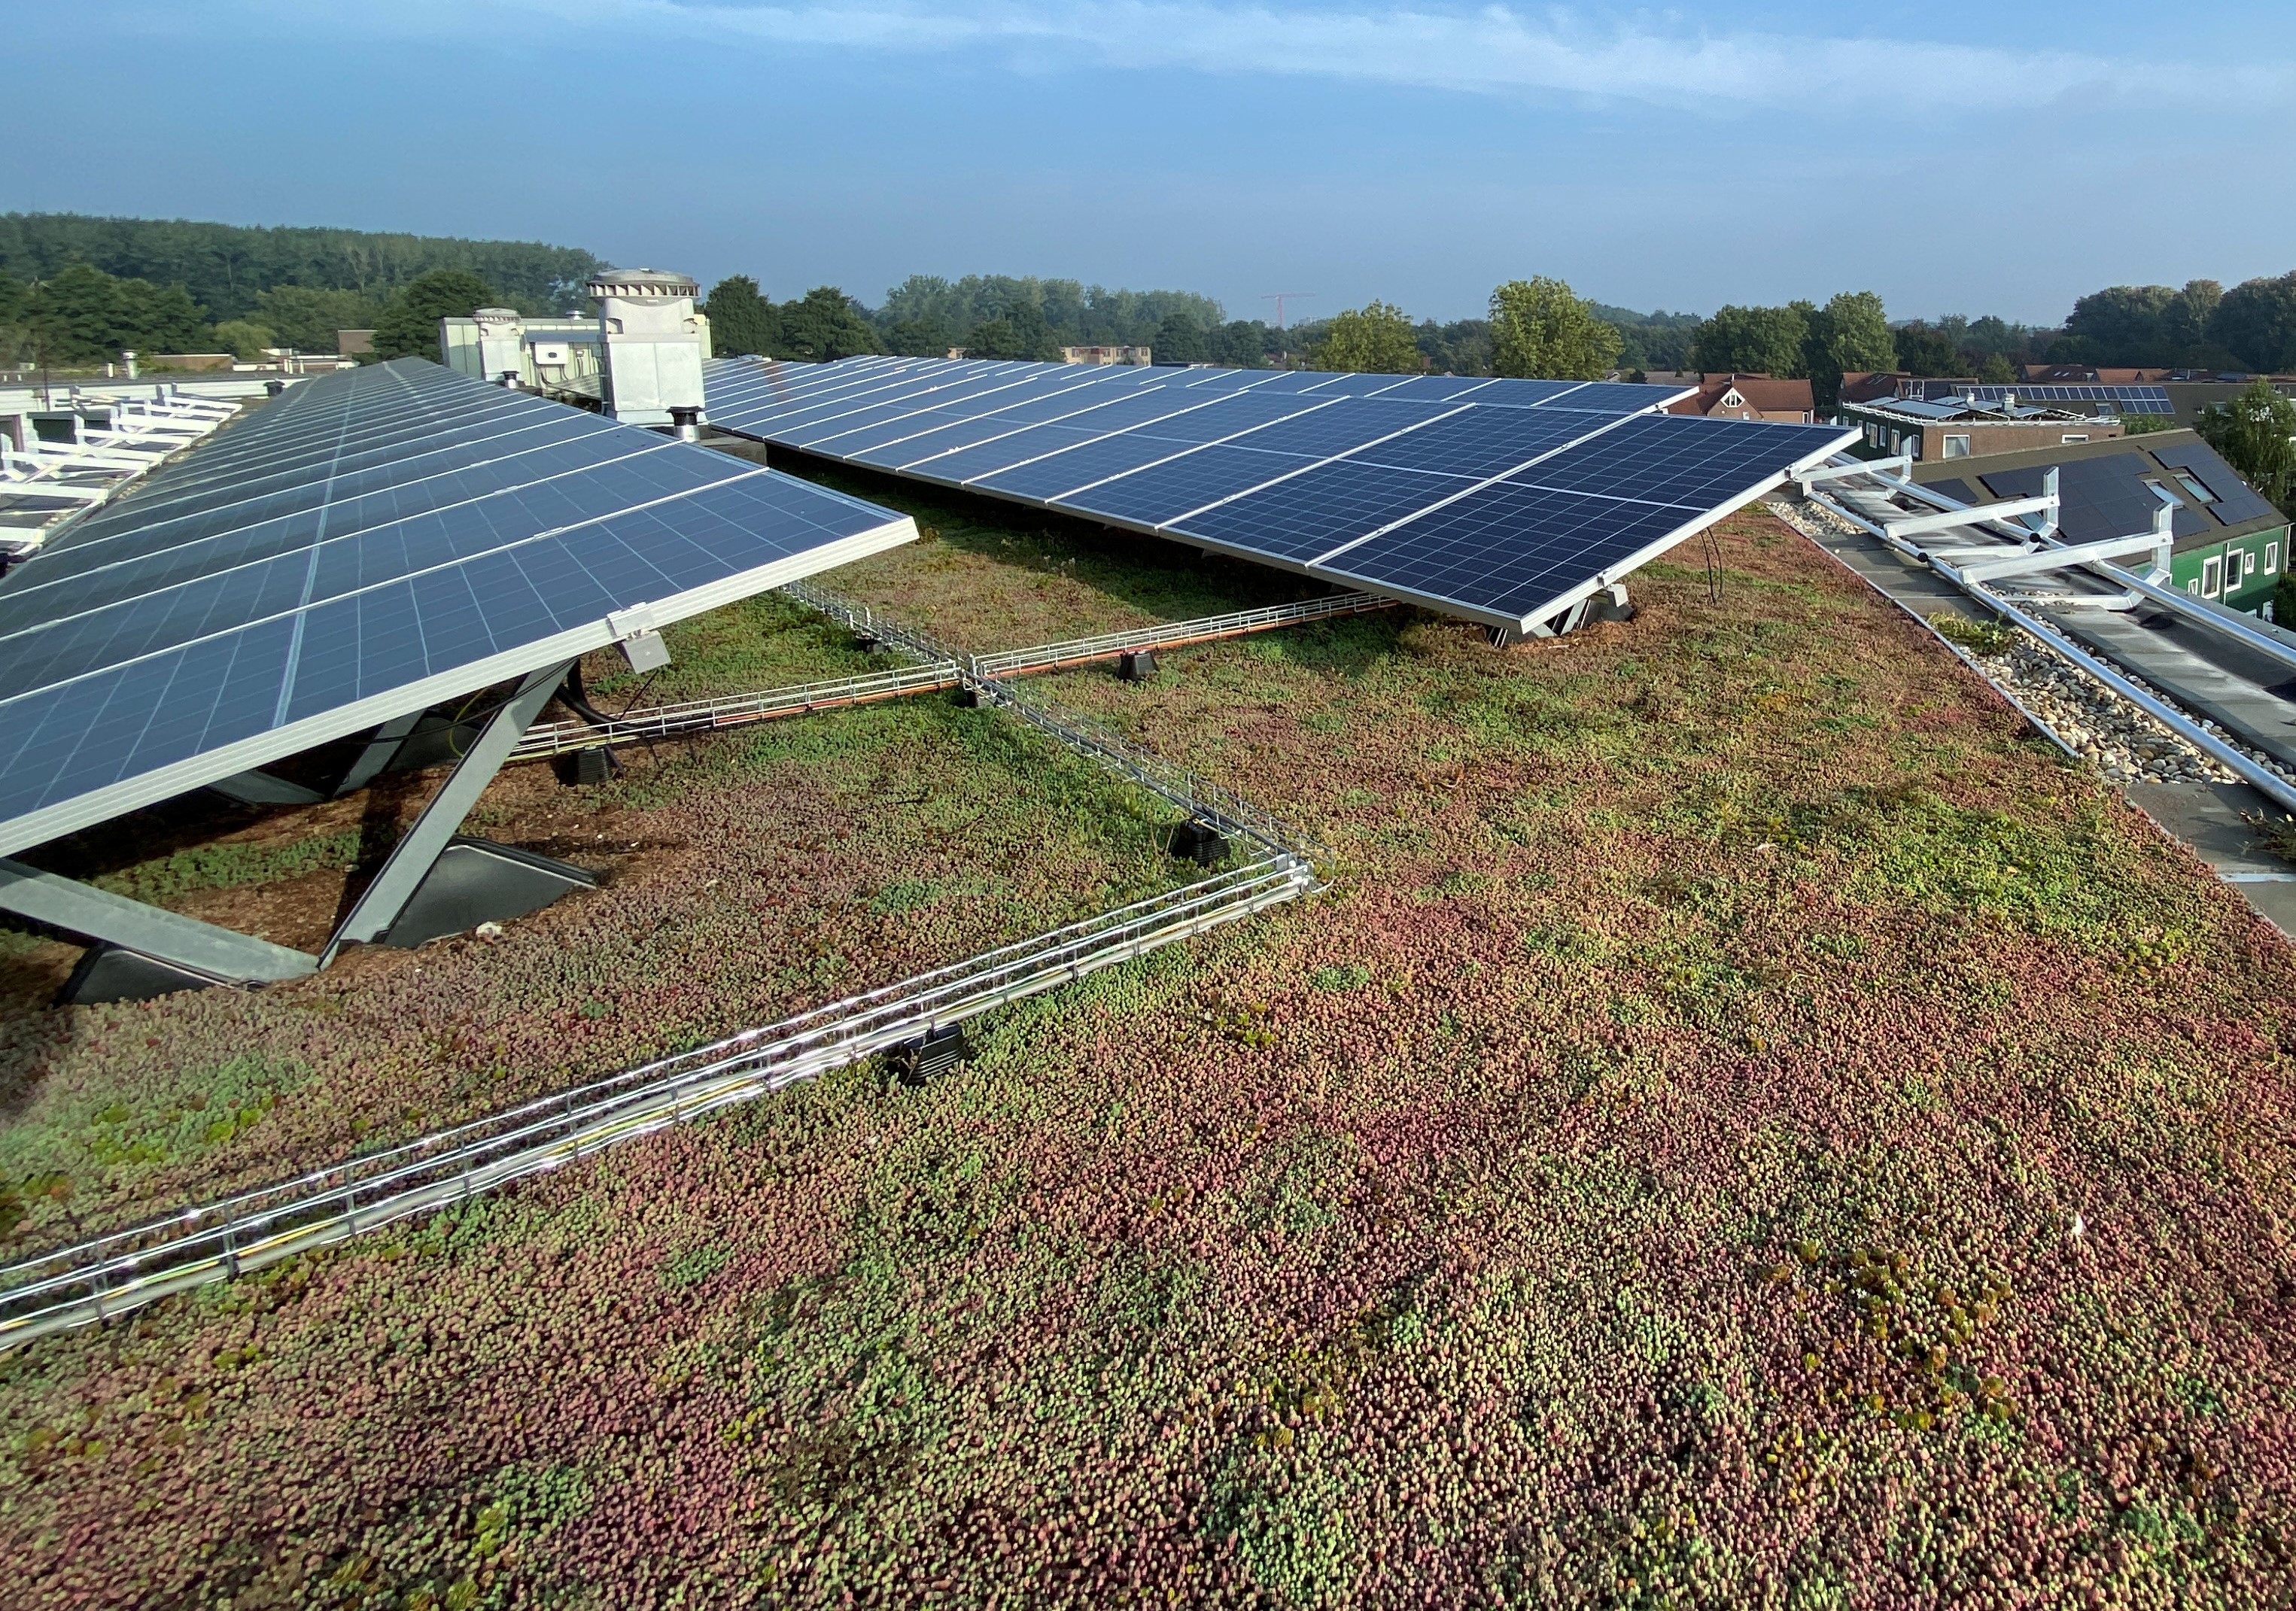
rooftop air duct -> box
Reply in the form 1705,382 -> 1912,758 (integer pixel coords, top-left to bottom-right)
588,268 -> 710,429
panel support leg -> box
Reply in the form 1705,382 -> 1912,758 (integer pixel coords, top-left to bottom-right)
333,710 -> 424,797
321,662 -> 570,962
0,858 -> 317,986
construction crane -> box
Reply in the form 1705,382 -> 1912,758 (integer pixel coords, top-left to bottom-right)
1261,292 -> 1317,331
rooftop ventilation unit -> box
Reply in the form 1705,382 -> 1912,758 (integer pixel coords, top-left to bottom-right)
589,267 -> 710,429
472,307 -> 526,386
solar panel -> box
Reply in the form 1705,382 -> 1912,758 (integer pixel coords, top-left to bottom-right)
1978,457 -> 2208,542
0,360 -> 916,856
705,354 -> 1845,630
1170,460 -> 1477,561
2149,441 -> 2279,524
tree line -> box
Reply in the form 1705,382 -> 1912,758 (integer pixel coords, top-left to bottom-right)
0,213 -> 599,321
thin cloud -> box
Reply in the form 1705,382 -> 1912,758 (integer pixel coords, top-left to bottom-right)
274,0 -> 2289,112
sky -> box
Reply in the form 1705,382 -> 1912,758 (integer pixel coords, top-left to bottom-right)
14,2 -> 2296,327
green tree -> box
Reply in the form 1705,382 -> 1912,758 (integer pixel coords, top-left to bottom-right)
1976,351 -> 2018,383
1309,300 -> 1422,374
20,263 -> 209,363
1153,312 -> 1207,363
2210,272 -> 2296,373
1893,321 -> 1960,377
2061,284 -> 2176,364
961,318 -> 1030,360
211,319 -> 276,360
2194,380 -> 2296,509
0,211 -> 600,318
1692,303 -> 1809,377
1203,319 -> 1273,368
775,286 -> 880,362
882,317 -> 952,357
372,269 -> 495,361
253,284 -> 382,351
1488,277 -> 1621,381
701,274 -> 776,357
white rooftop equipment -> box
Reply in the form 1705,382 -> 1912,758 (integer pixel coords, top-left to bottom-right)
591,267 -> 710,430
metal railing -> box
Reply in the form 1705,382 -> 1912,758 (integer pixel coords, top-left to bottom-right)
780,582 -> 1327,860
511,662 -> 962,760
0,859 -> 1314,1349
507,591 -> 1388,764
1805,475 -> 2296,816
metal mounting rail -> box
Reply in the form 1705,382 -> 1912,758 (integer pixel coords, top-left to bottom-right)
1804,476 -> 2296,817
507,591 -> 1391,763
511,662 -> 962,760
972,591 -> 1392,679
780,582 -> 1327,861
0,859 -> 1315,1351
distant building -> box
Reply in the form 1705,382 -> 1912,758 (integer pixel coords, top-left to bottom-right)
337,329 -> 375,357
1910,430 -> 2290,616
1061,345 -> 1152,366
1837,371 -> 1907,406
1841,394 -> 2121,463
1667,373 -> 1814,424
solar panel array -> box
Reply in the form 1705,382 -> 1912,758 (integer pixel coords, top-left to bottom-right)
705,356 -> 1855,630
0,359 -> 915,855
2149,440 -> 2280,526
1909,381 -> 2176,415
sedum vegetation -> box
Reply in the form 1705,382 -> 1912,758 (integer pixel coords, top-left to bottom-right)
2,506 -> 2293,1606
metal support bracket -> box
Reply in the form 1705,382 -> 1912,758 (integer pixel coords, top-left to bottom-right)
1797,454 -> 1908,492
0,857 -> 317,985
1957,521 -> 2170,584
1884,488 -> 2060,543
321,661 -> 570,962
332,710 -> 424,797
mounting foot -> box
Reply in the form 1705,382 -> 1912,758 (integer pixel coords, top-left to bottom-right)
1170,820 -> 1230,865
552,748 -> 620,787
379,837 -> 598,950
1117,649 -> 1158,681
888,1023 -> 969,1086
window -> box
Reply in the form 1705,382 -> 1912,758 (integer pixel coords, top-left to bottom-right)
2173,472 -> 2215,503
2267,541 -> 2280,574
2202,555 -> 2223,597
1943,433 -> 1971,458
2244,549 -> 2258,576
1908,435 -> 1923,461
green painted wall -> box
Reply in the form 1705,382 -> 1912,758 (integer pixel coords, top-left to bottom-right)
2170,525 -> 2288,612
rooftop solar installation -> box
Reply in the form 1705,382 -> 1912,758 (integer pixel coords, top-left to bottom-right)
705,355 -> 1854,632
0,359 -> 917,856
2148,440 -> 2280,526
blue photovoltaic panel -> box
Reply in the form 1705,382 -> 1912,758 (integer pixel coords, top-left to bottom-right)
1531,381 -> 1693,413
2149,441 -> 2279,524
0,360 -> 915,853
1926,479 -> 1978,506
1507,414 -> 1854,510
1054,445 -> 1324,526
703,354 -> 1850,628
1169,460 -> 1477,561
1212,398 -> 1454,457
1341,407 -> 1610,480
972,431 -> 1212,499
905,393 -> 1230,481
1322,483 -> 1690,618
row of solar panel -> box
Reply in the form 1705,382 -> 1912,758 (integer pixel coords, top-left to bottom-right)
0,360 -> 914,849
704,356 -> 1856,627
1960,384 -> 2176,415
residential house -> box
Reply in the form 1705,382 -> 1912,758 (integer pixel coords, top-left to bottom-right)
1667,373 -> 1814,424
1841,394 -> 2121,463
